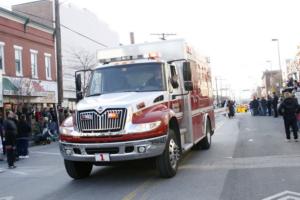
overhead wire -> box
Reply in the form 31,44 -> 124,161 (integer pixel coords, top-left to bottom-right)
14,9 -> 108,47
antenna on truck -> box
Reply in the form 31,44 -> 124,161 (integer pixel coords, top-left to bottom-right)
150,33 -> 176,40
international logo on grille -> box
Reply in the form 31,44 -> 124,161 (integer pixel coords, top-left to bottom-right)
80,114 -> 93,120
97,106 -> 103,113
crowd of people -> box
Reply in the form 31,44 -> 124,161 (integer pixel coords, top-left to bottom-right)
249,92 -> 279,117
250,77 -> 300,142
0,106 -> 72,169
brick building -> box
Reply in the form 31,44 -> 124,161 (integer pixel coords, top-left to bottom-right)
13,0 -> 120,109
0,7 -> 57,113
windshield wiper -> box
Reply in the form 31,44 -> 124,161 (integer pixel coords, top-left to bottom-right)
122,90 -> 141,92
87,93 -> 102,97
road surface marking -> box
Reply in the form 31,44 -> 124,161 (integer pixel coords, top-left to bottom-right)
215,121 -> 225,131
122,178 -> 154,200
8,170 -> 28,176
0,196 -> 14,200
30,151 -> 60,156
262,190 -> 300,200
248,139 -> 254,142
180,154 -> 300,171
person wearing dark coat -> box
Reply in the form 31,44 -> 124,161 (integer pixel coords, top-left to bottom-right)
17,114 -> 31,158
267,95 -> 273,116
278,92 -> 299,142
287,77 -> 294,87
251,97 -> 259,116
3,111 -> 18,168
0,117 -> 5,155
260,97 -> 267,116
227,100 -> 235,118
272,92 -> 279,117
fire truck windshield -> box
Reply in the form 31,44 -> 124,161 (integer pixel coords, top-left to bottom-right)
87,63 -> 166,96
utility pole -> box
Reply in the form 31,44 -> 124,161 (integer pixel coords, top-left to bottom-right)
271,39 -> 283,87
55,0 -> 63,106
130,32 -> 135,44
151,33 -> 176,40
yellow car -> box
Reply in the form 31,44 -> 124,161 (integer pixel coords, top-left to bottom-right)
236,104 -> 248,113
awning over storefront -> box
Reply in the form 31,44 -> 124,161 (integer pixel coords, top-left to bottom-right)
3,77 -> 18,95
2,76 -> 58,103
31,81 -> 47,97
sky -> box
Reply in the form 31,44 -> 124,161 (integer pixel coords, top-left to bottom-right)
1,0 -> 300,100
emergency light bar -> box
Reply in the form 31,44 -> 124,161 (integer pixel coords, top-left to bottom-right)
98,50 -> 160,64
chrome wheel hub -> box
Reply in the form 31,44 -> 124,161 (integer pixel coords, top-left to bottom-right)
169,139 -> 180,169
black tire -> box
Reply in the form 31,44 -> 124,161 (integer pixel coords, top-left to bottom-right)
200,120 -> 212,150
156,129 -> 180,178
64,160 -> 93,179
192,120 -> 212,150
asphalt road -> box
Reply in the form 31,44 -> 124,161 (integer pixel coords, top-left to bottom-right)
1,113 -> 300,200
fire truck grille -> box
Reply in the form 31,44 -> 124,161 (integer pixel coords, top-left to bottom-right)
77,108 -> 127,132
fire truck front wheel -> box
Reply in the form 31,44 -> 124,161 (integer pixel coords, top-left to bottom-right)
64,160 -> 93,179
156,129 -> 180,178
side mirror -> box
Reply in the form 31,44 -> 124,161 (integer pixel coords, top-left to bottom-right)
75,73 -> 83,102
183,61 -> 192,82
184,81 -> 193,91
171,76 -> 179,88
75,73 -> 82,92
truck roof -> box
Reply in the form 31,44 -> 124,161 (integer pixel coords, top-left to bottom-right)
96,39 -> 209,65
93,60 -> 163,70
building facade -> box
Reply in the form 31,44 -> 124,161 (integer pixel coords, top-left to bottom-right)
286,46 -> 300,81
261,70 -> 281,96
13,0 -> 120,109
0,7 -> 57,113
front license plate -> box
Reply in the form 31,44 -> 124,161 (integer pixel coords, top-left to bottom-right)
95,153 -> 110,162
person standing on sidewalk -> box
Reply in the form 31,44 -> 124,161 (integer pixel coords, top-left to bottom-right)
0,116 -> 5,156
267,95 -> 273,116
3,111 -> 18,169
278,91 -> 299,142
251,97 -> 259,116
272,92 -> 279,118
17,114 -> 31,158
261,97 -> 267,116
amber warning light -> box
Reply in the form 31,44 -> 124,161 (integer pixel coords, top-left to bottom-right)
98,51 -> 161,64
108,112 -> 119,119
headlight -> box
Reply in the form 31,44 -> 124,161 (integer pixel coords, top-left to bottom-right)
127,121 -> 161,134
62,116 -> 73,126
60,125 -> 75,135
60,116 -> 76,136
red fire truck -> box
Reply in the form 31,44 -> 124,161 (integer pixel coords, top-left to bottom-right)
59,39 -> 215,179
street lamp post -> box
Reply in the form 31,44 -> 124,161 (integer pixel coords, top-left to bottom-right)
215,77 -> 220,107
266,60 -> 273,93
271,39 -> 283,88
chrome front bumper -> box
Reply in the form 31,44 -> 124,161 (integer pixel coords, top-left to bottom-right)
59,135 -> 167,162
